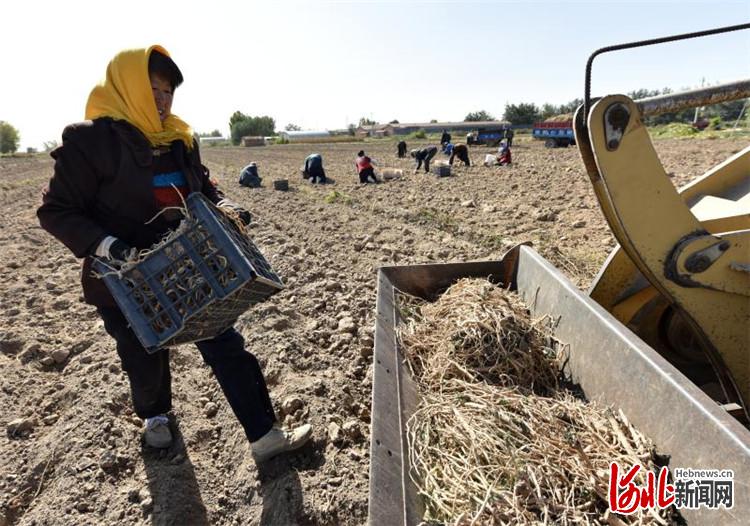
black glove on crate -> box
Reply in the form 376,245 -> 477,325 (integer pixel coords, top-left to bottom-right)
92,193 -> 282,352
218,200 -> 252,226
109,239 -> 135,261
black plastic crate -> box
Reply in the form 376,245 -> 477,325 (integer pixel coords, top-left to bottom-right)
431,164 -> 451,177
92,193 -> 283,352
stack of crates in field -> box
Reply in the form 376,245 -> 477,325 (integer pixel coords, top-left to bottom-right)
93,193 -> 283,352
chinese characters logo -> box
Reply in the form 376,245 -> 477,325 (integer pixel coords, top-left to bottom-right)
608,463 -> 733,514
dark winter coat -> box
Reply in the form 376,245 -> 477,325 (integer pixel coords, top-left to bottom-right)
449,144 -> 471,166
37,117 -> 221,307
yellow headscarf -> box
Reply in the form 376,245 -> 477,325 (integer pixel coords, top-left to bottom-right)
85,45 -> 194,149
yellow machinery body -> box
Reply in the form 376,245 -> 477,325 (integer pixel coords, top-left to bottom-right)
575,94 -> 749,421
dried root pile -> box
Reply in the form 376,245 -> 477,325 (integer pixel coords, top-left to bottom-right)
399,280 -> 558,394
397,279 -> 679,525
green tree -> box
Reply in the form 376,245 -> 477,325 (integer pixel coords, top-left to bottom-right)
503,103 -> 541,124
464,110 -> 495,122
229,111 -> 248,129
627,88 -> 661,100
429,119 -> 438,123
627,88 -> 693,125
347,123 -> 356,136
389,119 -> 400,124
557,98 -> 583,115
710,98 -> 747,122
540,103 -> 557,120
196,129 -> 222,138
0,121 -> 20,154
285,123 -> 302,131
229,113 -> 275,145
359,117 -> 377,126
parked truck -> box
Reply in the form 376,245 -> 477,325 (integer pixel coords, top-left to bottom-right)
466,126 -> 511,147
533,120 -> 575,147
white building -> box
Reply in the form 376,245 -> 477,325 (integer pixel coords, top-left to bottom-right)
198,136 -> 226,144
278,130 -> 331,142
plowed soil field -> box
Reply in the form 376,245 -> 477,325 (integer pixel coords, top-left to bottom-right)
0,137 -> 744,525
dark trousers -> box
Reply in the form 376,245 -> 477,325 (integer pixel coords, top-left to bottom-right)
312,172 -> 327,184
97,307 -> 276,442
449,150 -> 470,166
359,167 -> 376,183
422,149 -> 437,173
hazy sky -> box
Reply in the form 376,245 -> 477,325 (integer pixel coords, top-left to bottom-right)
2,0 -> 748,150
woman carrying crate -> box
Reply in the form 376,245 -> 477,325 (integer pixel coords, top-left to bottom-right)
37,45 -> 312,461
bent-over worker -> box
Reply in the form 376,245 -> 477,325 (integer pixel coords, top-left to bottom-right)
302,153 -> 327,184
449,144 -> 471,166
411,146 -> 438,174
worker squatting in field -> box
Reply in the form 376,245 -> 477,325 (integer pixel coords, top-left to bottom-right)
355,150 -> 378,183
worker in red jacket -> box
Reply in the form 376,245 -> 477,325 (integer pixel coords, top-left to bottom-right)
355,150 -> 377,183
498,143 -> 512,165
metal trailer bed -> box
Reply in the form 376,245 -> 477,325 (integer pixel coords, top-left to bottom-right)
368,245 -> 749,525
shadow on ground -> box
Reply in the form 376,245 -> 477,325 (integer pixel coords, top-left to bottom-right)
258,438 -> 326,525
143,420 -> 208,526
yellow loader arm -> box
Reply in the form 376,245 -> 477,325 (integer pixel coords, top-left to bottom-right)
574,92 -> 749,419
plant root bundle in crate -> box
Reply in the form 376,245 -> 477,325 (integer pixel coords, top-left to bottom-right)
93,193 -> 283,352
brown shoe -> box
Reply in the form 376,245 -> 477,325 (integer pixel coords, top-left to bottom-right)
144,415 -> 172,449
251,424 -> 312,462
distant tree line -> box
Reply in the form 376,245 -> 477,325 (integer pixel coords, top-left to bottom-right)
0,121 -> 20,154
463,85 -> 747,126
229,112 -> 275,145
464,110 -> 495,122
196,129 -> 222,138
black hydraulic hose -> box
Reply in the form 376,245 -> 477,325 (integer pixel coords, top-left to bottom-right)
583,23 -> 750,124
